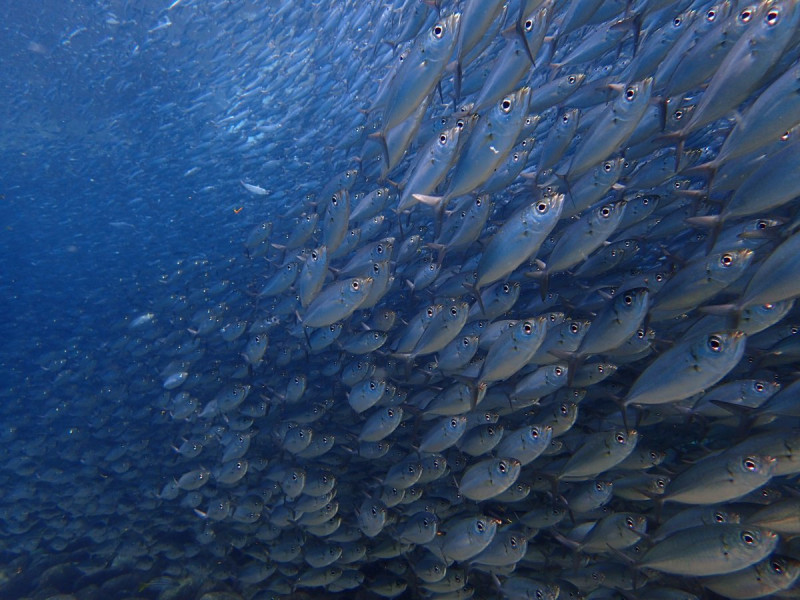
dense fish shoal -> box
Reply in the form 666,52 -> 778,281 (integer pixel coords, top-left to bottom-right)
2,0 -> 800,599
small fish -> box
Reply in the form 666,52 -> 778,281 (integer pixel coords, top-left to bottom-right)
240,180 -> 269,195
639,525 -> 779,576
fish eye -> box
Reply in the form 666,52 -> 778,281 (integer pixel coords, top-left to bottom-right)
657,478 -> 666,488
625,87 -> 636,101
626,517 -> 634,528
427,308 -> 434,317
433,24 -> 444,38
595,482 -> 604,491
743,457 -> 758,471
387,409 -> 394,417
562,113 -> 570,123
523,322 -> 533,334
656,273 -> 664,282
536,201 -> 548,213
498,461 -> 507,473
757,220 -> 768,229
714,511 -> 725,523
536,592 -> 543,600
739,8 -> 753,22
429,263 -> 436,271
649,451 -> 658,460
408,465 -> 415,473
766,9 -> 780,25
450,306 -> 458,316
616,433 -> 627,444
525,19 -> 533,30
741,531 -> 756,545
603,161 -> 613,172
555,367 -> 564,376
462,337 -> 470,346
513,152 -> 520,161
570,322 -> 580,333
771,559 -> 784,574
488,426 -> 495,435
706,8 -> 716,21
503,283 -> 510,293
331,194 -> 338,205
439,133 -> 447,144
673,16 -> 682,26
568,75 -> 576,84
377,244 -> 384,254
597,365 -> 604,373
792,327 -> 799,335
600,204 -> 612,217
754,382 -> 765,392
720,253 -> 734,266
476,520 -> 485,532
501,98 -> 512,112
560,403 -> 568,415
450,418 -> 458,428
624,294 -> 633,305
707,335 -> 723,351
673,109 -> 684,120
352,280 -> 360,290
782,130 -> 791,140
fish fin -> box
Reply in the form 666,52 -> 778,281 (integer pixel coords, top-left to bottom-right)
674,136 -> 685,172
606,544 -> 638,567
453,60 -> 463,111
539,271 -> 551,301
368,132 -> 391,178
412,193 -> 445,207
462,282 -> 486,315
550,529 -> 581,551
709,399 -> 757,417
631,12 -> 642,58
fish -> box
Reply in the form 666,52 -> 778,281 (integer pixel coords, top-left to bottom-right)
474,194 -> 564,291
625,330 -> 747,406
638,524 -> 779,576
8,0 -> 800,598
300,276 -> 374,328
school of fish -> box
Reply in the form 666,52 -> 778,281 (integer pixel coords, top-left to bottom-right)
3,0 -> 800,599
